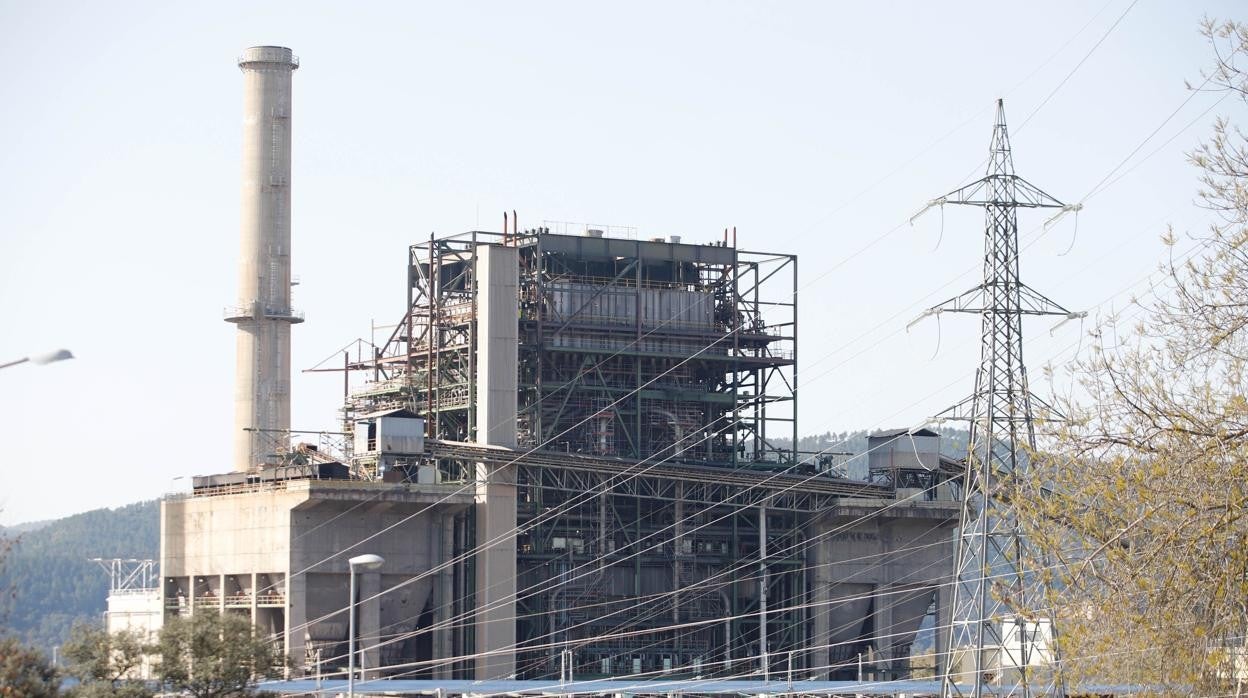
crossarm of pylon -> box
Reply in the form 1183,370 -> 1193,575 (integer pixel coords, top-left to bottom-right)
931,390 -> 1066,425
937,174 -> 1065,208
928,393 -> 976,423
905,286 -> 986,330
1017,283 -> 1078,316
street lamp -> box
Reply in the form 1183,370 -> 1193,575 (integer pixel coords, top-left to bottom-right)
0,349 -> 74,370
348,553 -> 384,698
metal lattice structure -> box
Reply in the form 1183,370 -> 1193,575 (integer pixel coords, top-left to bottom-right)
919,100 -> 1078,697
340,227 -> 799,473
91,558 -> 159,592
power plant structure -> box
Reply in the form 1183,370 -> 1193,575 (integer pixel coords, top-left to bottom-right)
159,46 -> 964,687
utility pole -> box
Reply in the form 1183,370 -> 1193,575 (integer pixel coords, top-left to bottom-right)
912,99 -> 1080,698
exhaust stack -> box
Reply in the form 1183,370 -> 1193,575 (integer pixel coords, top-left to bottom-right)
226,46 -> 302,471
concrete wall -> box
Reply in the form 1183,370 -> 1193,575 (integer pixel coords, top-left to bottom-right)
160,482 -> 471,678
806,501 -> 957,679
105,590 -> 162,679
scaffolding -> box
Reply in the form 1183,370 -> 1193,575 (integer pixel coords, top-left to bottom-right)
344,228 -> 797,471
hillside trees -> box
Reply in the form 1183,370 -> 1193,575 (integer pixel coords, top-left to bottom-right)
0,500 -> 159,652
1018,18 -> 1248,694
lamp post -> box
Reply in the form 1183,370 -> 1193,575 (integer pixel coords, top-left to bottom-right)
348,553 -> 384,698
0,349 -> 74,370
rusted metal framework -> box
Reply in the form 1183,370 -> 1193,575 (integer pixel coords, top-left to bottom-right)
343,229 -> 797,471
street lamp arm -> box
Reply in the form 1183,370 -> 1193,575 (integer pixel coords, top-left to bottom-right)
0,349 -> 74,371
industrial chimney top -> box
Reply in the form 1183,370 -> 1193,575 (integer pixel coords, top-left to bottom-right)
237,45 -> 299,70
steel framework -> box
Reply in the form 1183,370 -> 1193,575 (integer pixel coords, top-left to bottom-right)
919,101 -> 1077,697
333,228 -> 797,473
91,558 -> 159,592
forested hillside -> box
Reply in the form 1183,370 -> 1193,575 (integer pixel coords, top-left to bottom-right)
0,500 -> 159,652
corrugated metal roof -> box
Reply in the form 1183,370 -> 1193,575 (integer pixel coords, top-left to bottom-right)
869,427 -> 939,438
258,677 -> 948,696
258,677 -> 1146,696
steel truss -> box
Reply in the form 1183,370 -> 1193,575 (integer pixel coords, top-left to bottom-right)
923,101 -> 1074,698
330,228 -> 797,472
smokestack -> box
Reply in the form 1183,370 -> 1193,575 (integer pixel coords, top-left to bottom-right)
226,46 -> 302,471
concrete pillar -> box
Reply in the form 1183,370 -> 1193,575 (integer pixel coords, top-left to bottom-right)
434,514 -> 455,679
808,530 -> 832,679
228,46 -> 302,472
936,580 -> 953,681
287,572 -> 306,674
473,243 -> 519,680
360,571 -> 382,679
871,584 -> 895,681
758,504 -> 768,680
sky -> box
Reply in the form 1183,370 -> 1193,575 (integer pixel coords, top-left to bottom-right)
0,0 -> 1241,525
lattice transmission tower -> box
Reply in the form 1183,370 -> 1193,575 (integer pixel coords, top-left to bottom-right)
913,100 -> 1081,697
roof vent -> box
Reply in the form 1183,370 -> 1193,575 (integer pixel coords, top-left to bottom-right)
585,228 -> 604,238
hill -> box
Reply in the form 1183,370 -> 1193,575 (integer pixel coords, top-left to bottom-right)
0,500 -> 159,652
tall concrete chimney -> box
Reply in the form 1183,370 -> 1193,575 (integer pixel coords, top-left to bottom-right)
226,46 -> 302,471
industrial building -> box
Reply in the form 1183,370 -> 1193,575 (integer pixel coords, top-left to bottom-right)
157,45 -> 962,687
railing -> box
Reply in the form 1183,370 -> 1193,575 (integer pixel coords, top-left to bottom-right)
168,592 -> 286,608
222,305 -> 305,322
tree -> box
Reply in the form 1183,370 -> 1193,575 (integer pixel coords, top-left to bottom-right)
61,622 -> 153,698
155,611 -> 285,698
0,636 -> 60,698
1017,18 -> 1248,696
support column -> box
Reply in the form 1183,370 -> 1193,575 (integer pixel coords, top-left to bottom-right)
359,571 -> 382,680
758,505 -> 768,680
871,584 -> 895,681
936,580 -> 953,682
808,522 -> 832,680
287,572 -> 306,676
434,514 -> 455,679
474,243 -> 519,680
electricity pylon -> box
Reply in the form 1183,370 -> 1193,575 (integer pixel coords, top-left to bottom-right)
913,99 -> 1080,697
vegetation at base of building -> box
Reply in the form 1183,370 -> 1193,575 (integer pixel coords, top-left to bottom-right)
155,612 -> 287,698
1016,19 -> 1248,696
61,624 -> 152,698
0,501 -> 159,653
1,615 -> 283,698
0,635 -> 60,697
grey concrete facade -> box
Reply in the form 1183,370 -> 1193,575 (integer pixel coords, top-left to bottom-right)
807,499 -> 958,680
160,481 -> 472,677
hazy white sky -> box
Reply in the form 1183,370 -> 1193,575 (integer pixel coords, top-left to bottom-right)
0,0 -> 1239,524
